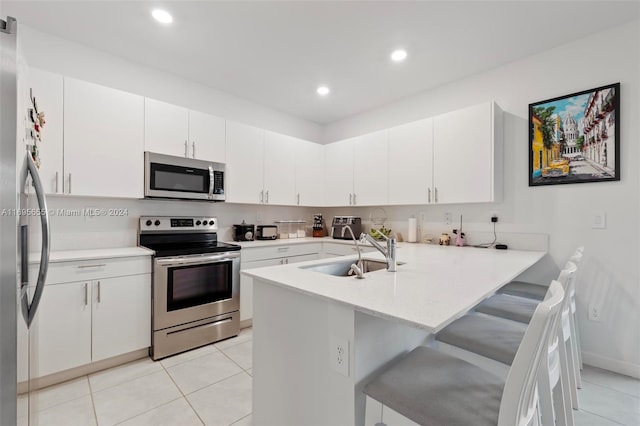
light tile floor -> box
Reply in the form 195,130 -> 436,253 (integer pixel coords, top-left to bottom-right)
20,326 -> 640,425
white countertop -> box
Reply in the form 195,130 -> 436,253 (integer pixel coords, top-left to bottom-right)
243,244 -> 545,332
30,247 -> 155,263
226,236 -> 377,249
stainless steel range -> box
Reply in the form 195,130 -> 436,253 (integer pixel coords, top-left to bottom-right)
139,216 -> 241,360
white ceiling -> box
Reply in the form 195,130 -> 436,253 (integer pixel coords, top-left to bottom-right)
4,1 -> 639,124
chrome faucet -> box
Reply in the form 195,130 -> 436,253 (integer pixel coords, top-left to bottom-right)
360,230 -> 397,272
341,225 -> 364,278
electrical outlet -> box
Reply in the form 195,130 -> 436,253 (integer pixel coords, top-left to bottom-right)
419,211 -> 427,223
491,215 -> 498,223
256,211 -> 263,222
592,212 -> 606,229
444,212 -> 452,225
588,303 -> 603,322
329,334 -> 350,377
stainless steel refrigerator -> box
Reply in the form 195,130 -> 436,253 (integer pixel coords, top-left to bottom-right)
1,16 -> 51,426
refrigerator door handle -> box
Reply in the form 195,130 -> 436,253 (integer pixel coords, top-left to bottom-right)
20,153 -> 51,328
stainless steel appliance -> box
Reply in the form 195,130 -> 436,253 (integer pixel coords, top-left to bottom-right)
331,216 -> 362,239
1,16 -> 52,424
139,216 -> 241,360
144,151 -> 225,201
256,225 -> 278,240
233,221 -> 255,241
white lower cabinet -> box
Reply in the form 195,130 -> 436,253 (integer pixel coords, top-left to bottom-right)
36,281 -> 92,377
25,257 -> 151,379
92,274 -> 151,362
240,244 -> 321,322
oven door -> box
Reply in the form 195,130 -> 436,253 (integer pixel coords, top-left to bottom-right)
153,252 -> 240,331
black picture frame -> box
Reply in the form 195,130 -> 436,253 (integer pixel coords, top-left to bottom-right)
529,82 -> 620,186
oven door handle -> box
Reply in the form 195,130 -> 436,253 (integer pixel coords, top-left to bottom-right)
155,252 -> 240,267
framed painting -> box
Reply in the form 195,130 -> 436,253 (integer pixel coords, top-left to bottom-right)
529,83 -> 620,186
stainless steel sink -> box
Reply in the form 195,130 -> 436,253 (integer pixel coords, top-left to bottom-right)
300,258 -> 403,277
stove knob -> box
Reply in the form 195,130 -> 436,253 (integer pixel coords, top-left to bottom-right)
196,220 -> 201,226
245,231 -> 253,240
154,220 -> 161,226
209,219 -> 215,226
145,220 -> 152,226
202,220 -> 208,226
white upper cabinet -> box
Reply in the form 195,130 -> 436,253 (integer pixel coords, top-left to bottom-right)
188,109 -> 225,162
144,98 -> 189,158
27,68 -> 64,195
324,138 -> 355,206
144,98 -> 225,162
388,118 -> 434,205
263,131 -> 296,205
295,140 -> 324,206
433,102 -> 502,204
353,129 -> 389,206
226,121 -> 265,204
63,77 -> 144,198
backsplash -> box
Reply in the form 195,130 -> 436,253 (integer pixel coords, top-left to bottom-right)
28,195 -> 317,251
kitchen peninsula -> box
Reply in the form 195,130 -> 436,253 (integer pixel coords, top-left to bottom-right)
242,243 -> 545,425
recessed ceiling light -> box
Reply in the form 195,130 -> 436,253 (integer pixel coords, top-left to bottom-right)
391,49 -> 408,62
152,9 -> 173,24
317,86 -> 330,96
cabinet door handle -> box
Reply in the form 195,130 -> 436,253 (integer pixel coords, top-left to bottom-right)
84,283 -> 88,306
68,173 -> 72,194
285,258 -> 289,264
277,247 -> 289,252
97,281 -> 101,303
265,190 -> 269,203
279,259 -> 284,265
434,187 -> 438,203
428,188 -> 431,203
192,141 -> 196,159
184,140 -> 188,157
55,171 -> 59,193
353,193 -> 356,205
259,190 -> 264,203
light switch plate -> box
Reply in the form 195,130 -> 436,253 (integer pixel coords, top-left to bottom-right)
592,212 -> 606,229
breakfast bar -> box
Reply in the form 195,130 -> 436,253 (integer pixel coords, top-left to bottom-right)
242,244 -> 545,425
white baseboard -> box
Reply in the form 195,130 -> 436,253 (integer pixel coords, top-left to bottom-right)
582,351 -> 640,379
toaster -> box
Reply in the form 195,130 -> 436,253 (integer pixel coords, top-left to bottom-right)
233,222 -> 255,241
256,225 -> 278,240
331,216 -> 362,239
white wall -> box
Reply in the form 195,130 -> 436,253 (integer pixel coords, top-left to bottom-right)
323,21 -> 640,376
21,26 -> 323,143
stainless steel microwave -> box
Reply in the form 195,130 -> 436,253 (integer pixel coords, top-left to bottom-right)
144,152 -> 225,201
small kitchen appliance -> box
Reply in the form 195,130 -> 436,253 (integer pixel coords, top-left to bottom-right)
144,151 -> 225,201
256,225 -> 278,240
233,221 -> 255,241
139,216 -> 241,360
331,216 -> 362,239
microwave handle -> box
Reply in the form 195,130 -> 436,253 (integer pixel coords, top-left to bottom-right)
208,166 -> 214,199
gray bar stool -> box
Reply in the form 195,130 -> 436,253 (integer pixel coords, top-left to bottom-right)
364,281 -> 565,426
435,264 -> 578,425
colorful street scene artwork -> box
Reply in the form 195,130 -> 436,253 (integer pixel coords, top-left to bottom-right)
529,83 -> 619,186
